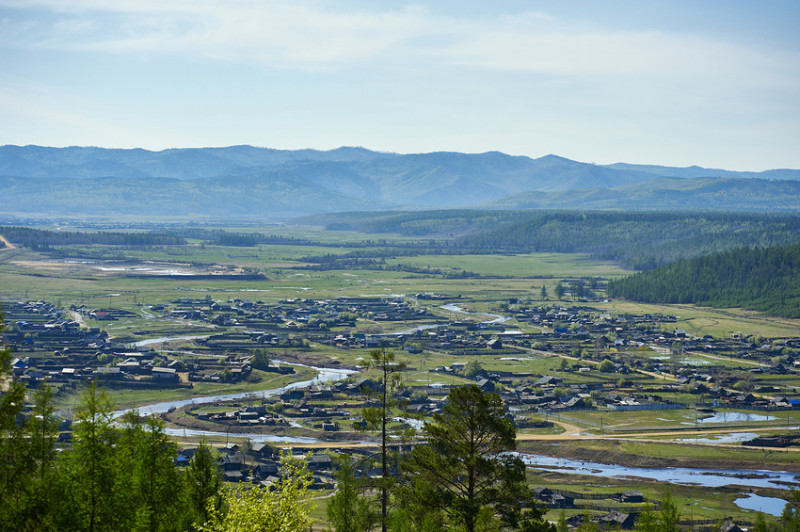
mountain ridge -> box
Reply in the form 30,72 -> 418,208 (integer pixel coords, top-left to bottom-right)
2,145 -> 799,219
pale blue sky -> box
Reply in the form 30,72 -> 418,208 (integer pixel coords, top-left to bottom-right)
1,0 -> 798,170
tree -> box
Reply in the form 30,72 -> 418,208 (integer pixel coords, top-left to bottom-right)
782,488 -> 800,531
134,415 -> 184,532
554,282 -> 565,300
657,490 -> 680,531
598,359 -> 615,373
202,453 -> 313,532
23,381 -> 60,529
0,306 -> 34,529
251,350 -> 271,371
635,503 -> 658,532
540,285 -> 548,301
464,360 -> 486,380
402,385 -> 553,532
186,439 -> 223,528
556,510 -> 568,532
753,512 -> 771,532
361,347 -> 407,532
327,453 -> 377,532
70,380 -> 120,532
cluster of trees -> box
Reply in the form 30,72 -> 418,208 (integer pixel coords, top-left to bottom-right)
0,307 -> 317,531
0,376 -> 225,530
300,210 -> 800,270
608,243 -> 800,318
161,228 -> 320,248
0,226 -> 186,249
454,211 -> 800,270
298,254 -> 482,278
328,385 -> 554,532
328,349 -> 554,532
310,209 -> 533,237
298,210 -> 800,272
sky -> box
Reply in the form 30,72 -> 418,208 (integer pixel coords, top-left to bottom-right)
1,0 -> 799,171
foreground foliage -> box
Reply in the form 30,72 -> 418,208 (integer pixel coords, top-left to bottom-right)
201,454 -> 313,532
399,385 -> 554,532
329,384 -> 554,532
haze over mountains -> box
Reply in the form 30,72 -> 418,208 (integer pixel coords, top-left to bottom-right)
2,145 -> 799,220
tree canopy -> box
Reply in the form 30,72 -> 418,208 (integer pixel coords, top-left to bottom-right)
399,385 -> 553,532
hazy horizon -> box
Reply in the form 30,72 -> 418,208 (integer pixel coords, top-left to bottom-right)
1,1 -> 799,171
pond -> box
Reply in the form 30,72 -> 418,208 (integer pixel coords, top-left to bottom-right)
694,412 -> 778,424
733,493 -> 787,516
674,432 -> 759,444
96,265 -> 195,276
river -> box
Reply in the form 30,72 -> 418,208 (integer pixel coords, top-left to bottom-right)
516,453 -> 800,490
123,310 -> 797,505
440,303 -> 510,323
132,334 -> 212,348
115,364 -> 355,418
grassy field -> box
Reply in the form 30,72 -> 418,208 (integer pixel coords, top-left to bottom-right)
384,252 -> 632,278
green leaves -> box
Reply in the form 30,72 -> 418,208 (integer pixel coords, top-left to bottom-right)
608,242 -> 800,318
401,385 -> 553,532
202,453 -> 313,532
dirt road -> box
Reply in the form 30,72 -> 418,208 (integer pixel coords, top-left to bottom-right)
0,233 -> 15,250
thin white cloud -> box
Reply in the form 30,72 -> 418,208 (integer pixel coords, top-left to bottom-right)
2,0 -> 795,88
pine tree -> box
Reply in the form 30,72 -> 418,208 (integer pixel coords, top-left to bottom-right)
361,347 -> 407,532
186,439 -> 223,528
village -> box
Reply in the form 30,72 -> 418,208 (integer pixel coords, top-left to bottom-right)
4,295 -> 800,529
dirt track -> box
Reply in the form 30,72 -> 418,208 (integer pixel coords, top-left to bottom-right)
0,234 -> 15,250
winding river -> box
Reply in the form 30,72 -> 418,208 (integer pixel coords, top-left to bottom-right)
516,453 -> 799,490
116,364 -> 355,418
123,317 -> 798,507
115,363 -> 356,443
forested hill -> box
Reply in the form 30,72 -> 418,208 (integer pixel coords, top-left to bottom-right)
607,243 -> 800,318
451,212 -> 800,270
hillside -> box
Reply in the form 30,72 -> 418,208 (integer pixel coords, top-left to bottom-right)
607,243 -> 800,318
486,177 -> 800,212
298,210 -> 800,270
2,145 -> 800,218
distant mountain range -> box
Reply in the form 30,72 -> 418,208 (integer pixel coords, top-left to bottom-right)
2,145 -> 799,219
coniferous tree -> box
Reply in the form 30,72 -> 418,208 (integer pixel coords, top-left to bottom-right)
401,385 -> 553,532
361,347 -> 407,532
135,415 -> 184,532
185,439 -> 223,528
327,453 -> 377,532
70,380 -> 119,532
0,306 -> 33,530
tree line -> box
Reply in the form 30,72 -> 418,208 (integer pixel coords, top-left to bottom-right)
452,211 -> 800,270
607,243 -> 800,318
0,226 -> 186,248
297,210 -> 800,270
